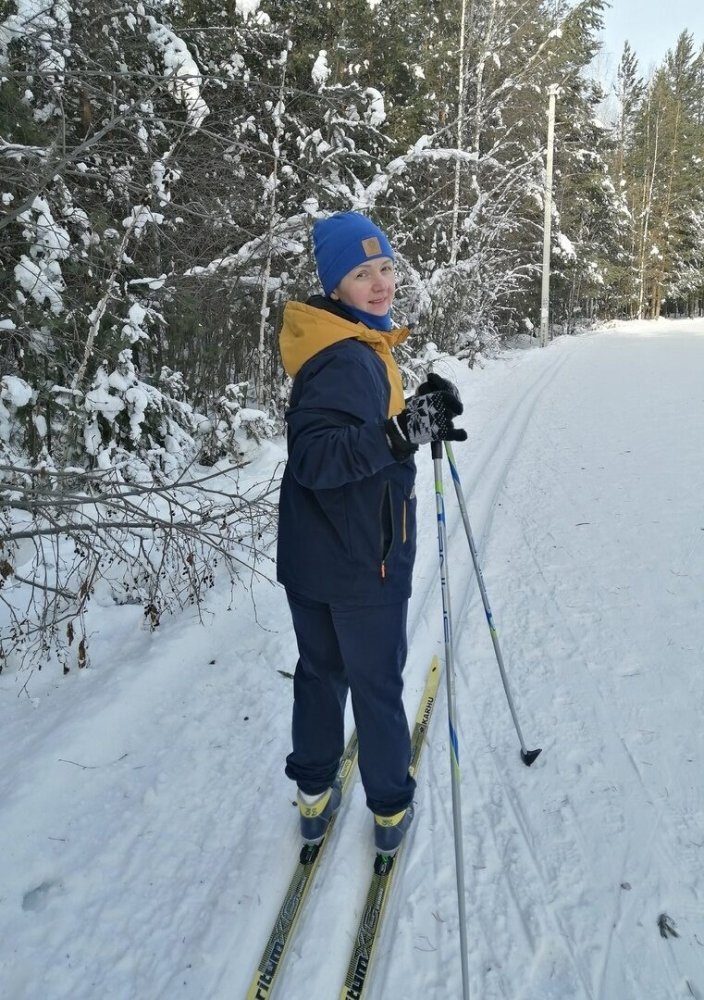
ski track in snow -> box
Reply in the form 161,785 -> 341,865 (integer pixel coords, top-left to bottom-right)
1,321 -> 704,1000
406,327 -> 704,1000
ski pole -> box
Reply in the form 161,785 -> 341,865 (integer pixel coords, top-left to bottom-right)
444,441 -> 542,767
432,440 -> 471,1000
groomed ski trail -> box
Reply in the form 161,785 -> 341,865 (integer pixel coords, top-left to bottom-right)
3,324 -> 704,1000
374,327 -> 704,1000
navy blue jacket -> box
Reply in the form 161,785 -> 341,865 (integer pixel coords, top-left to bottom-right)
276,299 -> 417,605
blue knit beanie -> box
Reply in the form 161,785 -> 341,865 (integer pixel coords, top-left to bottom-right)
313,212 -> 394,296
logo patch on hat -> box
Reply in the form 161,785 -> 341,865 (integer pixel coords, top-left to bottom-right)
361,236 -> 382,257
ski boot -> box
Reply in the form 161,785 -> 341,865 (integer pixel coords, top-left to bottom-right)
297,781 -> 342,844
373,802 -> 415,855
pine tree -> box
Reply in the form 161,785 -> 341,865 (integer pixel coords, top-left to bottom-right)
624,33 -> 704,317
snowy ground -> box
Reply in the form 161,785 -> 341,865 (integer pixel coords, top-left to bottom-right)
2,318 -> 704,1000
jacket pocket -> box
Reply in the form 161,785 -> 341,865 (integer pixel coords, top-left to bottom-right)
403,485 -> 416,548
379,481 -> 394,577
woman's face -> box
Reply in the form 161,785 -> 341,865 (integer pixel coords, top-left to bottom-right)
332,257 -> 395,316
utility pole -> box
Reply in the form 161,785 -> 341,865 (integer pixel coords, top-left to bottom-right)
540,85 -> 559,348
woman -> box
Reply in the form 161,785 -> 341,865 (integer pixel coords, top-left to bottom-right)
277,212 -> 465,854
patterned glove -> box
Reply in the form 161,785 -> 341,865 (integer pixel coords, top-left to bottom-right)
385,374 -> 466,460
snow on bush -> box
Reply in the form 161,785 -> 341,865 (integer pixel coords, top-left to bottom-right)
0,375 -> 33,452
146,17 -> 210,129
14,196 -> 70,314
1,356 -> 279,674
200,382 -> 277,466
82,351 -> 204,482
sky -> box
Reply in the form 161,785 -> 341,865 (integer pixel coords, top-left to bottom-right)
598,0 -> 703,80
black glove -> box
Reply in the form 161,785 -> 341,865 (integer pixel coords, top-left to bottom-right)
415,371 -> 458,397
385,375 -> 466,460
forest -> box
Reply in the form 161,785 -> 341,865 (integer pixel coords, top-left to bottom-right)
1,0 -> 703,672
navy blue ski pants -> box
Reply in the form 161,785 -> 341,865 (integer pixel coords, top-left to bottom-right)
284,590 -> 416,816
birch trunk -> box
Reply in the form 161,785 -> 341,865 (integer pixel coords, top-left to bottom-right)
256,40 -> 289,406
637,108 -> 659,320
653,99 -> 682,318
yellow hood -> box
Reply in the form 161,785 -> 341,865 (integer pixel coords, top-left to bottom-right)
279,301 -> 410,417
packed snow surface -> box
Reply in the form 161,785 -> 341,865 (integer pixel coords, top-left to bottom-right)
2,319 -> 704,999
